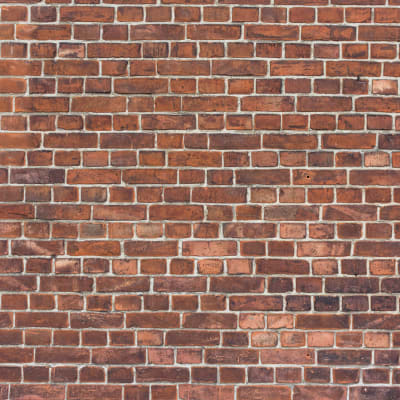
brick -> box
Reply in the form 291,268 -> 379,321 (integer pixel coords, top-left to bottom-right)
357,97 -> 400,112
142,115 -> 195,130
45,60 -> 98,76
182,241 -> 236,256
298,96 -> 352,111
114,78 -> 167,94
257,259 -> 308,274
12,240 -> 64,256
236,170 -> 290,185
136,367 -> 188,383
176,6 -> 201,21
0,78 -> 26,93
242,96 -> 294,111
15,97 -> 68,112
0,205 -> 33,220
205,349 -> 258,364
302,25 -> 355,41
261,349 -> 314,364
166,331 -> 219,346
131,24 -> 183,40
294,386 -> 346,400
11,385 -> 64,400
17,24 -> 71,40
271,61 -> 323,76
238,386 -> 290,400
323,205 -> 377,221
323,134 -> 375,149
230,296 -> 283,311
11,168 -> 64,184
67,241 -> 120,256
351,170 -> 400,185
264,206 -> 319,221
246,25 -> 298,40
87,44 -> 140,59
298,241 -> 351,257
36,205 -> 90,220
211,134 -> 260,149
40,276 -> 92,292
15,312 -> 67,328
183,96 -> 237,112
211,277 -> 264,293
263,134 -> 317,150
68,385 -> 121,400
224,223 -> 275,238
127,313 -> 179,328
71,97 -> 125,112
318,350 -> 371,365
60,6 -> 113,21
213,60 -> 267,76
154,277 -> 205,293
188,25 -> 241,40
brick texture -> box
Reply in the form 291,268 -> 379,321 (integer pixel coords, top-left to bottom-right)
0,0 -> 400,399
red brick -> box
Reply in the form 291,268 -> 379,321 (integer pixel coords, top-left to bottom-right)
11,385 -> 64,400
246,25 -> 298,40
188,25 -> 240,40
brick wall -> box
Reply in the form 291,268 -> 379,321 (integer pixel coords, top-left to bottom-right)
1,0 -> 400,399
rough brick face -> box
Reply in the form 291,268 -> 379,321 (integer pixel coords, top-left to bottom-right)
0,0 -> 400,398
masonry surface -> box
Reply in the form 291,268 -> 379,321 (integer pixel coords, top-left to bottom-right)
1,0 -> 400,399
